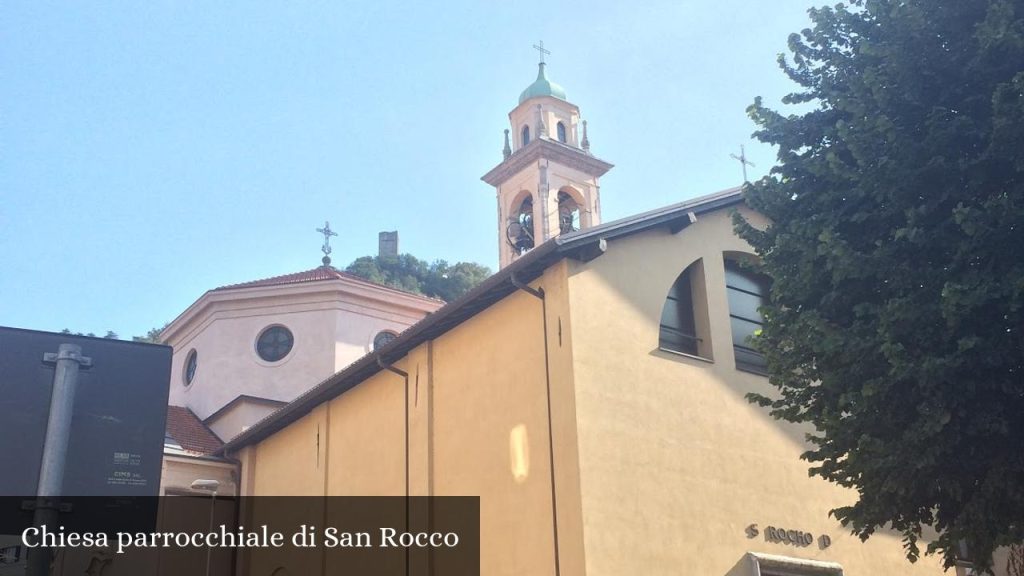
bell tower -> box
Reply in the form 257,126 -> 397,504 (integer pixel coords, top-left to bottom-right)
482,44 -> 613,269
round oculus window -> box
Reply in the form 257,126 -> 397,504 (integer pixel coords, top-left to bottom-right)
183,349 -> 198,386
257,326 -> 294,362
373,331 -> 398,350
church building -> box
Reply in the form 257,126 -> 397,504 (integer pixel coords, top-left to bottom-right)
206,57 -> 979,575
158,229 -> 444,495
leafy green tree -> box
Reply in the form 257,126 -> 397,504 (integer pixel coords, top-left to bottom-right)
345,254 -> 491,302
132,324 -> 168,343
58,326 -> 167,342
347,254 -> 429,295
422,260 -> 493,303
737,1 -> 1024,572
59,328 -> 108,338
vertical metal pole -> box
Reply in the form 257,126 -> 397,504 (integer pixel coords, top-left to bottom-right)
37,344 -> 90,496
28,343 -> 91,576
205,491 -> 217,576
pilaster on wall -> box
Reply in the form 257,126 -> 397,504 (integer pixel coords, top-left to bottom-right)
237,446 -> 257,497
538,261 -> 586,576
405,342 -> 434,498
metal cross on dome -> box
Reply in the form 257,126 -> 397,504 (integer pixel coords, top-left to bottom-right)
316,221 -> 338,266
533,41 -> 550,64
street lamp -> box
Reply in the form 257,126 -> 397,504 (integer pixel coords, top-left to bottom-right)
190,479 -> 220,576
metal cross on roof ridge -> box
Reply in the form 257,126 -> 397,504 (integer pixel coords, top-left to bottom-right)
730,144 -> 756,183
533,41 -> 550,64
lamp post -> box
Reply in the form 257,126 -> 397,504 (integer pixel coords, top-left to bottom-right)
190,479 -> 220,576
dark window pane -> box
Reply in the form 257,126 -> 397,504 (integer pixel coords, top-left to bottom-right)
659,267 -> 699,355
183,350 -> 198,386
726,288 -> 763,323
735,345 -> 767,373
257,326 -> 294,362
665,276 -> 683,300
724,260 -> 769,373
730,316 -> 761,348
725,262 -> 765,296
659,325 -> 698,355
660,299 -> 687,330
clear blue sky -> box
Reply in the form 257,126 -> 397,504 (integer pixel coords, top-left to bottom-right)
2,0 -> 818,338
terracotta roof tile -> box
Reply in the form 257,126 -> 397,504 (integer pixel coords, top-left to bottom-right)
212,265 -> 443,303
166,405 -> 223,455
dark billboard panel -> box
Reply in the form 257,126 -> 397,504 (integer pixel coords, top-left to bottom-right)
0,327 -> 171,497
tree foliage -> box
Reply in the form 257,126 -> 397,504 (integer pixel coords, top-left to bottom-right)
737,0 -> 1024,571
132,324 -> 168,343
345,254 -> 492,303
59,325 -> 167,343
60,329 -> 116,339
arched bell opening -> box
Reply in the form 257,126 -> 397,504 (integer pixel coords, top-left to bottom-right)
557,188 -> 586,234
506,193 -> 536,255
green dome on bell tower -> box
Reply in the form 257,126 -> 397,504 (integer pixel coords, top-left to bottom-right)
518,62 -> 567,104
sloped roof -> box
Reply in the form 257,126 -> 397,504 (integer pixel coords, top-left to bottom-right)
213,265 -> 353,290
212,265 -> 443,304
219,187 -> 745,454
166,405 -> 223,455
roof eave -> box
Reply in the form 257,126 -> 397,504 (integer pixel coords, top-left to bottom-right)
217,242 -> 562,454
217,187 -> 746,455
203,394 -> 288,426
160,275 -> 442,346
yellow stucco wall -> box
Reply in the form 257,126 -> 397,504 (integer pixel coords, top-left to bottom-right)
325,368 -> 406,496
565,205 -> 951,575
242,263 -> 582,576
250,405 -> 327,496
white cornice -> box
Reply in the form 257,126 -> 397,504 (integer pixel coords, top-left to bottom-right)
161,278 -> 442,347
481,137 -> 613,186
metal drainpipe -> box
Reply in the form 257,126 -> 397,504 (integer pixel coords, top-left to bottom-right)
510,273 -> 561,576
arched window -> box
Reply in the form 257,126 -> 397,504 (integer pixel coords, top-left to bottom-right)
659,262 -> 704,356
556,122 -> 567,143
725,259 -> 769,373
521,125 -> 530,147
